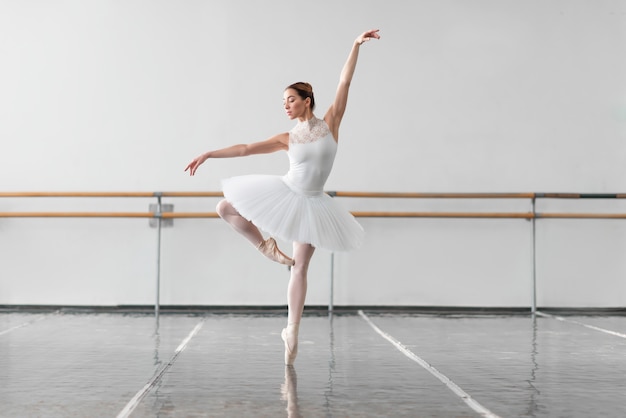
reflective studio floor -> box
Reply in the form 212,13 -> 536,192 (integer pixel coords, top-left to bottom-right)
1,308 -> 625,418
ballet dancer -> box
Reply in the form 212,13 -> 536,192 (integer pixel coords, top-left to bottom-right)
185,29 -> 380,365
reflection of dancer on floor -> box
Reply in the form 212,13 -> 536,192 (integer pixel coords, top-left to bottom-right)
185,29 -> 380,365
282,366 -> 302,418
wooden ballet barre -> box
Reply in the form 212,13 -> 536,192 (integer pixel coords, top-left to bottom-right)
161,212 -> 220,218
0,212 -> 220,218
327,191 -> 536,199
0,212 -> 155,218
4,191 -> 626,199
351,211 -> 535,219
0,192 -> 221,198
2,211 -> 626,219
0,192 -> 157,198
0,211 -> 533,219
160,192 -> 224,197
0,191 -> 536,199
0,191 -> 224,198
165,211 -> 534,219
165,211 -> 626,219
0,212 -> 218,218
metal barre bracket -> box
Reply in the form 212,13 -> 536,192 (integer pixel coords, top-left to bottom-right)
149,204 -> 174,228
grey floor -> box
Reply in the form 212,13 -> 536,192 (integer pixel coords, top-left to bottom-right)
1,309 -> 625,418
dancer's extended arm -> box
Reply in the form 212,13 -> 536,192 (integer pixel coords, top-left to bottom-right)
185,132 -> 289,176
325,29 -> 380,139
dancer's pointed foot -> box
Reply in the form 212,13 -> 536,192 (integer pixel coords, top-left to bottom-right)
257,238 -> 295,266
281,323 -> 299,365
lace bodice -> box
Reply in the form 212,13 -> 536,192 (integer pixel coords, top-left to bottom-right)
289,116 -> 332,144
283,116 -> 337,196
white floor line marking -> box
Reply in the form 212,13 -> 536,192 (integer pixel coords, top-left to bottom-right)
536,311 -> 626,339
117,319 -> 205,418
358,310 -> 501,418
0,311 -> 60,337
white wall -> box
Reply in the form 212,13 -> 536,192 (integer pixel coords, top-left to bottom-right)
1,0 -> 625,308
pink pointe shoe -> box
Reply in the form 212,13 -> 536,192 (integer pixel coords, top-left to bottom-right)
257,238 -> 295,266
281,323 -> 299,365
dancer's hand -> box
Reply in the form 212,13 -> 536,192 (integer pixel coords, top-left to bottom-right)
356,29 -> 380,45
185,153 -> 208,176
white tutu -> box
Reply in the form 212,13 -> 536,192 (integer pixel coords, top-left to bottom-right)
222,174 -> 364,251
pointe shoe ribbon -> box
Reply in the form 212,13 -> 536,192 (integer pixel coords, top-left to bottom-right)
282,323 -> 299,365
257,238 -> 295,266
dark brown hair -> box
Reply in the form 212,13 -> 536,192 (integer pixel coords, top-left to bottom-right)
286,82 -> 315,111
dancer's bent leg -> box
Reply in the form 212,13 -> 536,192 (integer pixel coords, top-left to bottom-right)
282,242 -> 315,365
216,199 -> 263,245
216,199 -> 293,266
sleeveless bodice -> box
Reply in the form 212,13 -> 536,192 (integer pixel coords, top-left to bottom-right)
283,117 -> 337,196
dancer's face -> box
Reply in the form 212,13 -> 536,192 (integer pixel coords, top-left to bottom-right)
283,89 -> 309,120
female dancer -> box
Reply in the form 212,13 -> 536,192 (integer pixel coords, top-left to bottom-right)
185,29 -> 380,365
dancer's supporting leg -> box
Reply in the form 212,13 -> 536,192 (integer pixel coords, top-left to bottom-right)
216,199 -> 294,266
282,242 -> 315,365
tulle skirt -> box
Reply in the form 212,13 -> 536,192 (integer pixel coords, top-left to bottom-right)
221,175 -> 364,251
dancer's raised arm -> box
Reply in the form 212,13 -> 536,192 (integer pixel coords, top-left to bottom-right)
325,29 -> 380,138
185,132 -> 289,176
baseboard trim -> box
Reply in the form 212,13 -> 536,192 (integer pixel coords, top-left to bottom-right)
0,305 -> 623,316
